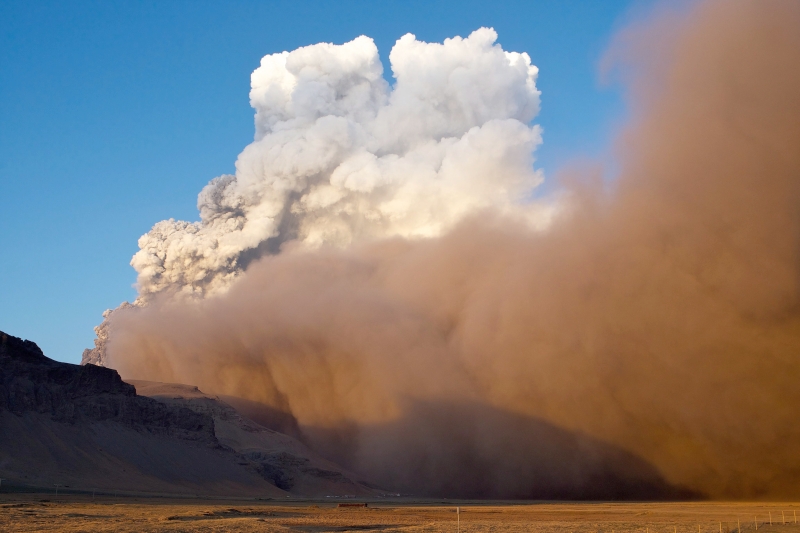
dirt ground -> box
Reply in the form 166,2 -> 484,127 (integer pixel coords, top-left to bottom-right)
1,495 -> 798,533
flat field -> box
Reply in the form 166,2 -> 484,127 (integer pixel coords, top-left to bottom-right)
1,496 -> 798,533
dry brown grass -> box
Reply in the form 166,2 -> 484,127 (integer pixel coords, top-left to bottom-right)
1,496 -> 799,533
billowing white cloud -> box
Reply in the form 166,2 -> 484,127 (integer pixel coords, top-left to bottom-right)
130,28 -> 544,300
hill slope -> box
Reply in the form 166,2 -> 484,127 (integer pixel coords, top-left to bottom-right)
128,380 -> 377,496
0,331 -> 374,497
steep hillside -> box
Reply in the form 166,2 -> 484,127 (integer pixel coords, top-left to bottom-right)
128,380 -> 377,496
0,331 -> 374,497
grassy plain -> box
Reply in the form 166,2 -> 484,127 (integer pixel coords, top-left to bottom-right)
1,495 -> 799,533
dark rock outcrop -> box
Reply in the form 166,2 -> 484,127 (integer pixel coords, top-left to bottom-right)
0,330 -> 377,497
0,330 -> 215,442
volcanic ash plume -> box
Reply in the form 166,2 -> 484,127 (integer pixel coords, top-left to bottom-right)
97,0 -> 800,500
131,28 -> 545,300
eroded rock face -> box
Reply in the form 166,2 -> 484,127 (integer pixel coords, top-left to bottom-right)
1,330 -> 378,497
0,330 -> 216,442
128,380 -> 380,496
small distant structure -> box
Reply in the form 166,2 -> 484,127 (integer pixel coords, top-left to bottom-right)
338,503 -> 368,508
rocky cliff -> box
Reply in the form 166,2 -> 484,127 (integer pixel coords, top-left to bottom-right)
1,330 -> 214,441
129,380 -> 377,496
0,331 -> 375,497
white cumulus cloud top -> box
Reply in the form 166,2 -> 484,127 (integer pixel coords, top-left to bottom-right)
131,28 -> 545,300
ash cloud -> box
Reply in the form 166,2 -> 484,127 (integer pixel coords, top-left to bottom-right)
99,0 -> 800,499
131,28 -> 547,300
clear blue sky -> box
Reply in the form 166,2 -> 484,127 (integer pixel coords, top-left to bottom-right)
0,0 -> 652,364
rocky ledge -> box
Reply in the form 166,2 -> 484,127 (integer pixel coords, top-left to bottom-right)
0,330 -> 215,442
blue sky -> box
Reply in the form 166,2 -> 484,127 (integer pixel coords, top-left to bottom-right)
0,0 -> 652,364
